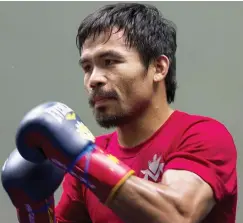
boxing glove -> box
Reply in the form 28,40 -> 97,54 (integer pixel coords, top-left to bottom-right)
1,148 -> 65,223
16,102 -> 135,204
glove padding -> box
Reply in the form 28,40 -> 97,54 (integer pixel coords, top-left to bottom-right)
16,102 -> 135,204
1,148 -> 65,222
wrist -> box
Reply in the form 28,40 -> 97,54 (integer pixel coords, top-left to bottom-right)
70,145 -> 135,204
17,196 -> 55,223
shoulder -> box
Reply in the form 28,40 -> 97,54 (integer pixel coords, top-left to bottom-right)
176,110 -> 234,139
165,111 -> 238,201
174,110 -> 237,160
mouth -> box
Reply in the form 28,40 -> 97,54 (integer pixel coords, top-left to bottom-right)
93,97 -> 116,107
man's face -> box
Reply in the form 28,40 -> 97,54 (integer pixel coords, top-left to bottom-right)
80,29 -> 155,128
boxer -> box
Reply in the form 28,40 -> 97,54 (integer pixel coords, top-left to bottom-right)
15,101 -> 237,223
5,2 -> 238,223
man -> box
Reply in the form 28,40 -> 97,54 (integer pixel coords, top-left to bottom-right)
2,2 -> 237,223
54,3 -> 237,223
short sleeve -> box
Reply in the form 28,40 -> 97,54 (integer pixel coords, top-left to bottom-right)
55,173 -> 91,222
163,119 -> 237,202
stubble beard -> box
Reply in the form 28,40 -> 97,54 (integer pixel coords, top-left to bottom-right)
93,107 -> 130,129
92,100 -> 150,129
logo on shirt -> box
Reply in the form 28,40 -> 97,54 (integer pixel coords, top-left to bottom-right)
141,154 -> 164,182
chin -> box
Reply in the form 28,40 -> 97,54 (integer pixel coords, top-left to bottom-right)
96,117 -> 119,129
94,109 -> 131,129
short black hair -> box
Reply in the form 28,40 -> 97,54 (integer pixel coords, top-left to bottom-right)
76,3 -> 177,103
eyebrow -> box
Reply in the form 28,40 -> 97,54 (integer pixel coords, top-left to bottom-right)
79,50 -> 124,66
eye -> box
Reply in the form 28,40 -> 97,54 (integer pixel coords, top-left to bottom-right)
104,59 -> 116,66
83,64 -> 92,73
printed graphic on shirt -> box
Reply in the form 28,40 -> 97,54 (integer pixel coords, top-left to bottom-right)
141,154 -> 164,182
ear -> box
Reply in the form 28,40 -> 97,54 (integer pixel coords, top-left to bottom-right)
153,55 -> 170,83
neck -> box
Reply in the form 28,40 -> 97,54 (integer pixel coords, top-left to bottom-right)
117,100 -> 174,148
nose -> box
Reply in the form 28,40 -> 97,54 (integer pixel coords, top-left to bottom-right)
88,67 -> 107,90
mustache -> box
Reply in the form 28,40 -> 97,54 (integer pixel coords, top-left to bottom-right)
88,90 -> 118,107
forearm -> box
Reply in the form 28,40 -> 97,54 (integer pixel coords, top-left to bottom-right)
107,176 -> 184,223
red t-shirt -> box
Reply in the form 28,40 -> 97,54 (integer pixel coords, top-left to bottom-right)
55,110 -> 237,223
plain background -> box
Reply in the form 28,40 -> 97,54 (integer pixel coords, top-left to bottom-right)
0,1 -> 242,222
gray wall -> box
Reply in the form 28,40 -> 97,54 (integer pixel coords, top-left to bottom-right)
0,2 -> 242,222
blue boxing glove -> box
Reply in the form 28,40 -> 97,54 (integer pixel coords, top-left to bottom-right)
16,102 -> 134,205
1,148 -> 65,223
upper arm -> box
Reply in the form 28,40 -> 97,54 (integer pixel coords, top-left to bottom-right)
161,119 -> 237,222
55,173 -> 91,223
161,169 -> 215,222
